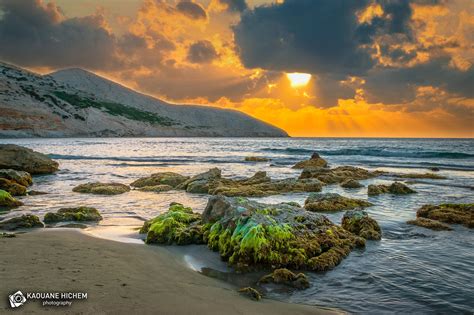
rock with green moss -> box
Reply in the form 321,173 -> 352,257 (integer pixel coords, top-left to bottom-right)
259,268 -> 310,290
0,214 -> 44,230
292,153 -> 328,169
340,179 -> 363,188
201,196 -> 365,271
407,217 -> 452,231
300,166 -> 381,184
342,210 -> 381,240
368,182 -> 416,196
72,182 -> 130,195
0,189 -> 23,208
245,156 -> 270,162
131,172 -> 189,188
238,287 -> 262,301
416,204 -> 473,228
137,185 -> 173,192
140,203 -> 203,245
44,207 -> 102,223
0,178 -> 27,196
304,193 -> 372,212
0,169 -> 33,196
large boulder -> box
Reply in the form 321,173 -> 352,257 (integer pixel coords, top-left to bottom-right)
304,193 -> 372,212
416,204 -> 473,228
139,203 -> 203,245
300,166 -> 380,184
131,172 -> 189,188
368,182 -> 416,196
72,182 -> 130,195
0,189 -> 23,208
200,196 -> 365,271
342,210 -> 381,240
0,214 -> 44,230
44,207 -> 103,223
0,169 -> 32,196
292,153 -> 328,169
0,144 -> 58,174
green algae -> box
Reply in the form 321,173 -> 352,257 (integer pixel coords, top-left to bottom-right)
0,189 -> 23,208
44,207 -> 102,223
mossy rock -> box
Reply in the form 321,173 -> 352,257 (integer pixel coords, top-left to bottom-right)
340,179 -> 363,189
0,214 -> 44,230
0,178 -> 27,196
238,287 -> 262,301
141,203 -> 203,245
0,189 -> 23,208
44,207 -> 102,223
299,166 -> 381,184
72,182 -> 130,195
137,185 -> 173,192
416,204 -> 473,228
0,169 -> 32,187
259,268 -> 310,290
245,156 -> 270,162
342,210 -> 382,240
304,193 -> 372,212
368,182 -> 416,196
407,217 -> 452,231
131,172 -> 189,188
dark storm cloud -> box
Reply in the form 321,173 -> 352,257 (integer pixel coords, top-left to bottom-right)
187,40 -> 219,63
176,1 -> 207,20
216,0 -> 248,13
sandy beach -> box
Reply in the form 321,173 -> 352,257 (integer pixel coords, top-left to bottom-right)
0,229 -> 338,314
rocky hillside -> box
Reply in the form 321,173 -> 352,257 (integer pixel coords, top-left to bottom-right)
0,62 -> 287,137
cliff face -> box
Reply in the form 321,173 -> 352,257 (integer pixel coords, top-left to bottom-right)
0,62 -> 288,138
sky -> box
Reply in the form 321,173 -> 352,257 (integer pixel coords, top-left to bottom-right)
0,0 -> 473,137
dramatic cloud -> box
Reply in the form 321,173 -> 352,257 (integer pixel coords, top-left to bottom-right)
176,1 -> 207,20
187,40 -> 219,63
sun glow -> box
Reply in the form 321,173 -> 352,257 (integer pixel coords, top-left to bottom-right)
286,73 -> 312,88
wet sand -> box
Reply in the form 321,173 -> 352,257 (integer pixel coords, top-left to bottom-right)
0,229 -> 338,314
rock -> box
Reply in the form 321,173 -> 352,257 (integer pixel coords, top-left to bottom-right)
416,204 -> 473,228
201,196 -> 365,271
259,268 -> 310,290
342,210 -> 381,240
238,287 -> 262,301
72,182 -> 130,195
131,172 -> 189,188
0,144 -> 58,174
407,217 -> 452,231
186,180 -> 211,194
292,153 -> 328,169
0,169 -> 32,196
304,193 -> 372,212
340,179 -> 363,188
245,156 -> 270,162
396,173 -> 446,179
140,203 -> 203,245
44,207 -> 103,223
0,189 -> 23,208
27,190 -> 49,196
0,214 -> 44,230
177,168 -> 222,191
300,166 -> 381,184
0,178 -> 27,196
137,185 -> 173,192
368,182 -> 416,195
1,232 -> 16,238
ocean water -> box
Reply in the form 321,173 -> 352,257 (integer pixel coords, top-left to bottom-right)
0,137 -> 473,314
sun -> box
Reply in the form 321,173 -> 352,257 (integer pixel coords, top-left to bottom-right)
286,73 -> 311,88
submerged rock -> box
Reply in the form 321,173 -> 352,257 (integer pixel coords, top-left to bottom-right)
140,203 -> 203,245
201,196 -> 365,271
137,185 -> 173,192
304,193 -> 372,212
245,156 -> 270,162
238,287 -> 262,301
368,182 -> 416,195
44,207 -> 103,223
259,268 -> 310,290
131,172 -> 189,188
72,182 -> 130,195
27,190 -> 49,196
396,173 -> 446,179
0,144 -> 59,174
0,214 -> 44,230
342,210 -> 381,240
292,153 -> 328,169
340,179 -> 363,188
407,217 -> 452,231
416,204 -> 473,228
1,232 -> 16,238
0,189 -> 23,208
300,166 -> 380,184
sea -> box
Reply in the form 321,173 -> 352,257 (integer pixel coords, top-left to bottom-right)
0,137 -> 473,314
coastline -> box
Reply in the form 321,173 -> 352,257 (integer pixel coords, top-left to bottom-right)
0,229 -> 339,314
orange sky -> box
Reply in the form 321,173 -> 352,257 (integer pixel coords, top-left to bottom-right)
3,0 -> 473,137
